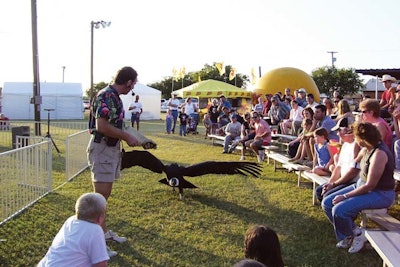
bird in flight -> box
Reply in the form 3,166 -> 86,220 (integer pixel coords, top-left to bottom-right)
121,150 -> 262,199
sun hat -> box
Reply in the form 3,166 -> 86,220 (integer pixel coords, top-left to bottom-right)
381,74 -> 397,82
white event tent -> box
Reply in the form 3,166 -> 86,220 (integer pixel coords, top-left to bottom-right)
1,82 -> 83,120
120,83 -> 161,120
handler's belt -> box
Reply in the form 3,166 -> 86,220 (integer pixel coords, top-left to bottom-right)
93,132 -> 119,147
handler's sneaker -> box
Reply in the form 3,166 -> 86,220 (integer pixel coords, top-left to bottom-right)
106,246 -> 118,257
105,230 -> 127,243
336,236 -> 353,249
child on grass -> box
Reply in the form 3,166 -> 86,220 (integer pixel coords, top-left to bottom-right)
165,109 -> 173,134
38,192 -> 109,267
203,113 -> 212,139
179,107 -> 188,136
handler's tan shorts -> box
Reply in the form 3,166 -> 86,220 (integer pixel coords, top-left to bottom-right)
87,136 -> 121,183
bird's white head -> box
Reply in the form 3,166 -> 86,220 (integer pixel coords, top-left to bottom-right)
168,177 -> 179,187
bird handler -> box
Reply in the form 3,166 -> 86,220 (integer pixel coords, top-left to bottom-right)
87,66 -> 141,257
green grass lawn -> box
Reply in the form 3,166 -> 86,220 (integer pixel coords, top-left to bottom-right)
0,118 -> 398,266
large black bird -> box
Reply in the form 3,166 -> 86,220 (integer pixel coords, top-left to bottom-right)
121,150 -> 262,199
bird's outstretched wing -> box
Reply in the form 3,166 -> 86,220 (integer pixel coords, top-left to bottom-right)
121,150 -> 165,173
181,161 -> 262,177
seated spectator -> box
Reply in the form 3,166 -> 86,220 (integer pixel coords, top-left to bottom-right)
231,108 -> 245,124
230,113 -> 255,152
0,113 -> 10,130
203,113 -> 212,139
379,74 -> 397,119
241,112 -> 271,162
310,127 -> 334,176
315,118 -> 360,202
359,99 -> 392,149
305,93 -> 318,111
322,98 -> 335,117
288,118 -> 313,161
218,95 -> 232,113
332,96 -> 343,115
279,100 -> 303,135
262,94 -> 272,118
37,192 -> 109,266
244,225 -> 284,267
322,122 -> 395,254
268,96 -> 290,126
288,108 -> 314,161
283,88 -> 294,102
218,106 -> 231,129
296,88 -> 307,108
334,99 -> 355,125
252,96 -> 264,114
222,114 -> 242,154
308,104 -> 339,161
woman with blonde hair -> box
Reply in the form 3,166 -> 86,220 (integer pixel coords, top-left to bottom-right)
334,99 -> 355,125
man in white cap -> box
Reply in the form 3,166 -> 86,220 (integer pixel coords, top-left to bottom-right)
379,74 -> 397,117
296,88 -> 307,107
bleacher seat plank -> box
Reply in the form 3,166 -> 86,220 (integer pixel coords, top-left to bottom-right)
361,209 -> 400,232
267,153 -> 291,171
300,171 -> 330,205
365,230 -> 400,267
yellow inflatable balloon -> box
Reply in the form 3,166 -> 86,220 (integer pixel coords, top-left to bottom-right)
253,67 -> 320,103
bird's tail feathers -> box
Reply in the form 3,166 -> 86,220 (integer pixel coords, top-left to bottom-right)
238,163 -> 262,177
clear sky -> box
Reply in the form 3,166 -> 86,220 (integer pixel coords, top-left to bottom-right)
1,0 -> 399,92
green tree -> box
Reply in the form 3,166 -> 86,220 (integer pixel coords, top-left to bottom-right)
311,66 -> 363,97
148,63 -> 249,99
85,81 -> 108,98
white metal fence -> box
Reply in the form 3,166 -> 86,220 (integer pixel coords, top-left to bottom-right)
0,140 -> 52,226
0,122 -> 91,226
65,130 -> 90,181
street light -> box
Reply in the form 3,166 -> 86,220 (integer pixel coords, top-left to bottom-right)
90,20 -> 111,101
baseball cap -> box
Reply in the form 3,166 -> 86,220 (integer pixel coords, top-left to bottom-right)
331,118 -> 348,131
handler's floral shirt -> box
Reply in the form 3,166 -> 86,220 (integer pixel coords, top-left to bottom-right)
88,85 -> 124,134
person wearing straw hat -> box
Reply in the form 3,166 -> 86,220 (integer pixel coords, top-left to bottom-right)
379,74 -> 397,118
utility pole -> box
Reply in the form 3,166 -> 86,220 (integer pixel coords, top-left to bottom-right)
31,0 -> 41,136
62,66 -> 66,82
327,51 -> 338,67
